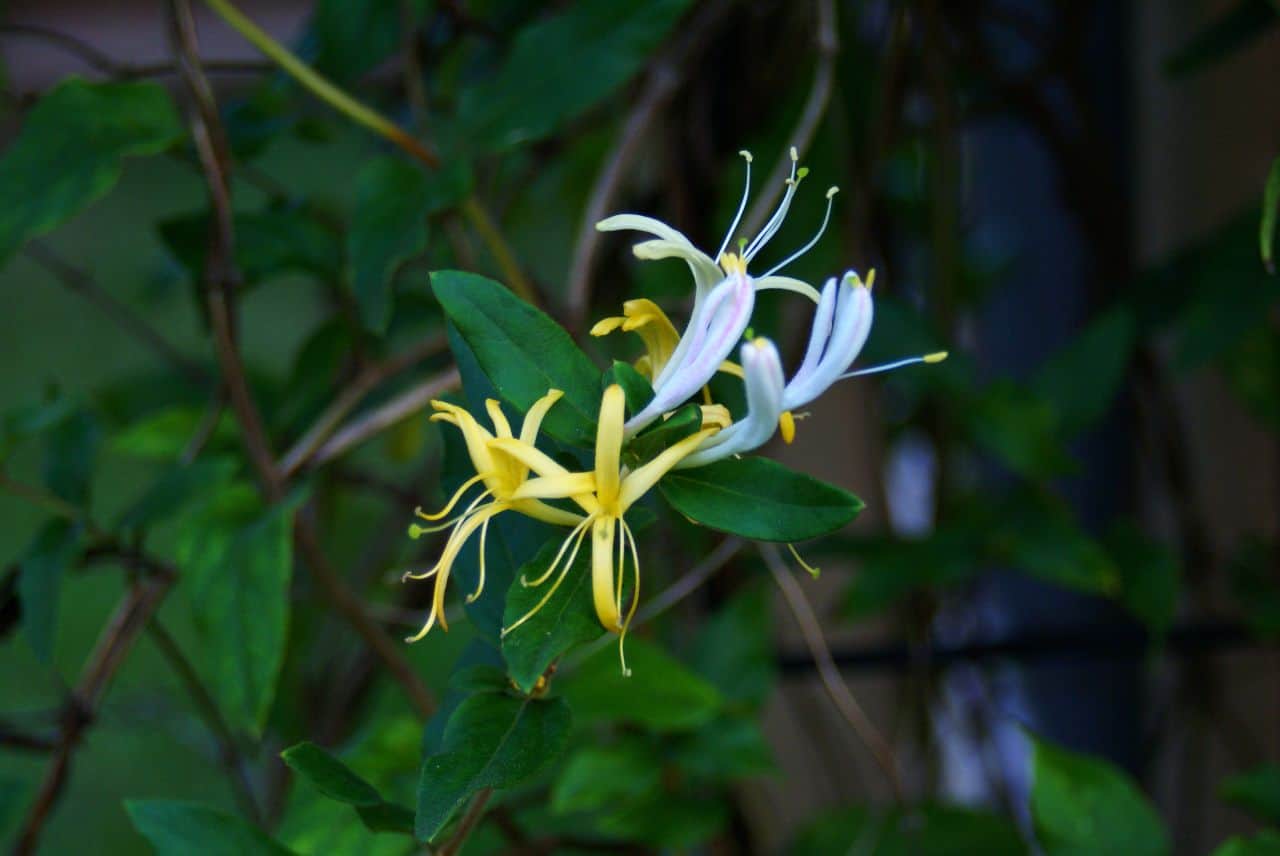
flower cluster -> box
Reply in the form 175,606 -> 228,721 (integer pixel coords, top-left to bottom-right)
407,148 -> 946,673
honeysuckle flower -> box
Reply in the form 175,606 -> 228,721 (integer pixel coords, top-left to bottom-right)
589,299 -> 680,380
402,391 -> 585,641
490,384 -> 717,674
678,337 -> 785,469
624,269 -> 755,436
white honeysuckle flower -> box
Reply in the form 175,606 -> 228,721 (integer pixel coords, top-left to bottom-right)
781,270 -> 875,410
624,269 -> 755,436
676,337 -> 785,469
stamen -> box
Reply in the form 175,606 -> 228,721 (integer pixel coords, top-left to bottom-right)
617,519 -> 642,678
408,488 -> 493,537
522,515 -> 594,588
839,351 -> 949,379
743,148 -> 804,262
466,515 -> 492,603
715,150 -> 754,261
502,520 -> 593,637
413,472 -> 488,522
762,186 -> 838,277
787,542 -> 821,578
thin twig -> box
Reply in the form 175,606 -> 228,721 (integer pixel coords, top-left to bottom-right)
759,543 -> 905,802
14,571 -> 175,854
147,619 -> 263,824
738,0 -> 839,241
25,243 -> 209,385
634,536 -> 743,625
0,721 -> 57,754
279,334 -> 448,476
0,473 -> 106,539
438,788 -> 493,856
310,367 -> 461,468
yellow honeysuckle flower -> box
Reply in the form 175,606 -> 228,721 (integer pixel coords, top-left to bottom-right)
489,384 -> 717,674
589,299 -> 681,380
403,390 -> 586,642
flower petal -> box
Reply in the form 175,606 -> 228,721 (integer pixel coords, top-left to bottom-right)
617,427 -> 717,510
595,385 -> 624,505
754,274 -> 821,302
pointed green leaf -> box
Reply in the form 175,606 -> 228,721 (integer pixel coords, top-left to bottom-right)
282,742 -> 381,806
458,0 -> 693,151
1221,764 -> 1280,825
126,800 -> 295,855
416,693 -> 571,840
1035,308 -> 1135,436
116,457 -> 240,531
18,520 -> 81,663
502,537 -> 602,693
0,78 -> 184,263
561,637 -> 722,732
660,456 -> 863,541
604,360 -> 654,414
1031,736 -> 1169,856
433,271 -> 600,446
176,484 -> 302,735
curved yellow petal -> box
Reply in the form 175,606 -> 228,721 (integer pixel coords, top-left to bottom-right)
511,472 -> 597,501
488,437 -> 572,478
519,389 -> 564,446
595,386 -> 625,507
590,316 -> 626,337
617,427 -> 717,511
510,498 -> 589,527
591,516 -> 621,631
485,399 -> 513,440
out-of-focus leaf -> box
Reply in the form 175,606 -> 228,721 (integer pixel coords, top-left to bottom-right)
1107,525 -> 1180,638
117,457 -> 240,531
176,483 -> 302,735
434,272 -> 601,446
1035,308 -> 1135,436
1030,736 -> 1169,856
1263,155 -> 1279,272
660,457 -> 863,542
348,158 -> 471,333
502,538 -> 602,693
1227,537 -> 1280,638
127,800 -> 295,855
550,739 -> 663,815
458,0 -> 692,151
17,520 -> 80,663
0,396 -> 74,461
0,777 -> 24,837
1164,0 -> 1278,78
158,206 -> 339,287
281,742 -> 415,836
305,0 -> 421,85
596,793 -> 729,849
111,405 -> 237,461
789,804 -> 1025,855
561,637 -> 722,732
841,529 -> 982,619
967,382 -> 1072,479
674,716 -> 776,779
1212,831 -> 1280,856
44,409 -> 100,506
1218,322 -> 1280,429
0,78 -> 183,263
422,641 -> 507,755
995,499 -> 1119,595
1221,764 -> 1280,825
416,692 -> 571,840
692,584 -> 775,707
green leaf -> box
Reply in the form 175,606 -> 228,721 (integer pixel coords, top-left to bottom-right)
550,740 -> 663,815
0,78 -> 184,263
416,693 -> 572,841
281,742 -> 417,836
660,456 -> 863,541
502,538 -> 602,693
458,0 -> 692,152
306,0 -> 411,84
348,159 -> 471,333
0,396 -> 75,461
967,382 -> 1072,479
1030,736 -> 1169,856
1164,0 -> 1278,78
126,800 -> 295,855
840,529 -> 982,619
561,637 -> 722,731
158,206 -> 339,287
596,793 -> 729,848
604,360 -> 654,415
1213,831 -> 1280,856
116,457 -> 240,531
112,405 -> 237,461
1263,155 -> 1279,273
44,409 -> 100,505
1107,525 -> 1180,638
1228,537 -> 1280,638
789,804 -> 1025,856
996,499 -> 1119,595
625,403 -> 701,467
1035,309 -> 1135,436
18,520 -> 80,663
1221,764 -> 1280,825
433,271 -> 600,446
176,483 -> 302,735
674,716 -> 776,779
692,584 -> 775,707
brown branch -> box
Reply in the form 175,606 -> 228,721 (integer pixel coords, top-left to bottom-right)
147,619 -> 263,824
738,0 -> 839,241
309,367 -> 462,468
25,243 -> 209,385
438,788 -> 493,856
759,543 -> 904,802
14,570 -> 175,854
0,721 -> 57,754
167,0 -> 437,721
279,334 -> 448,477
